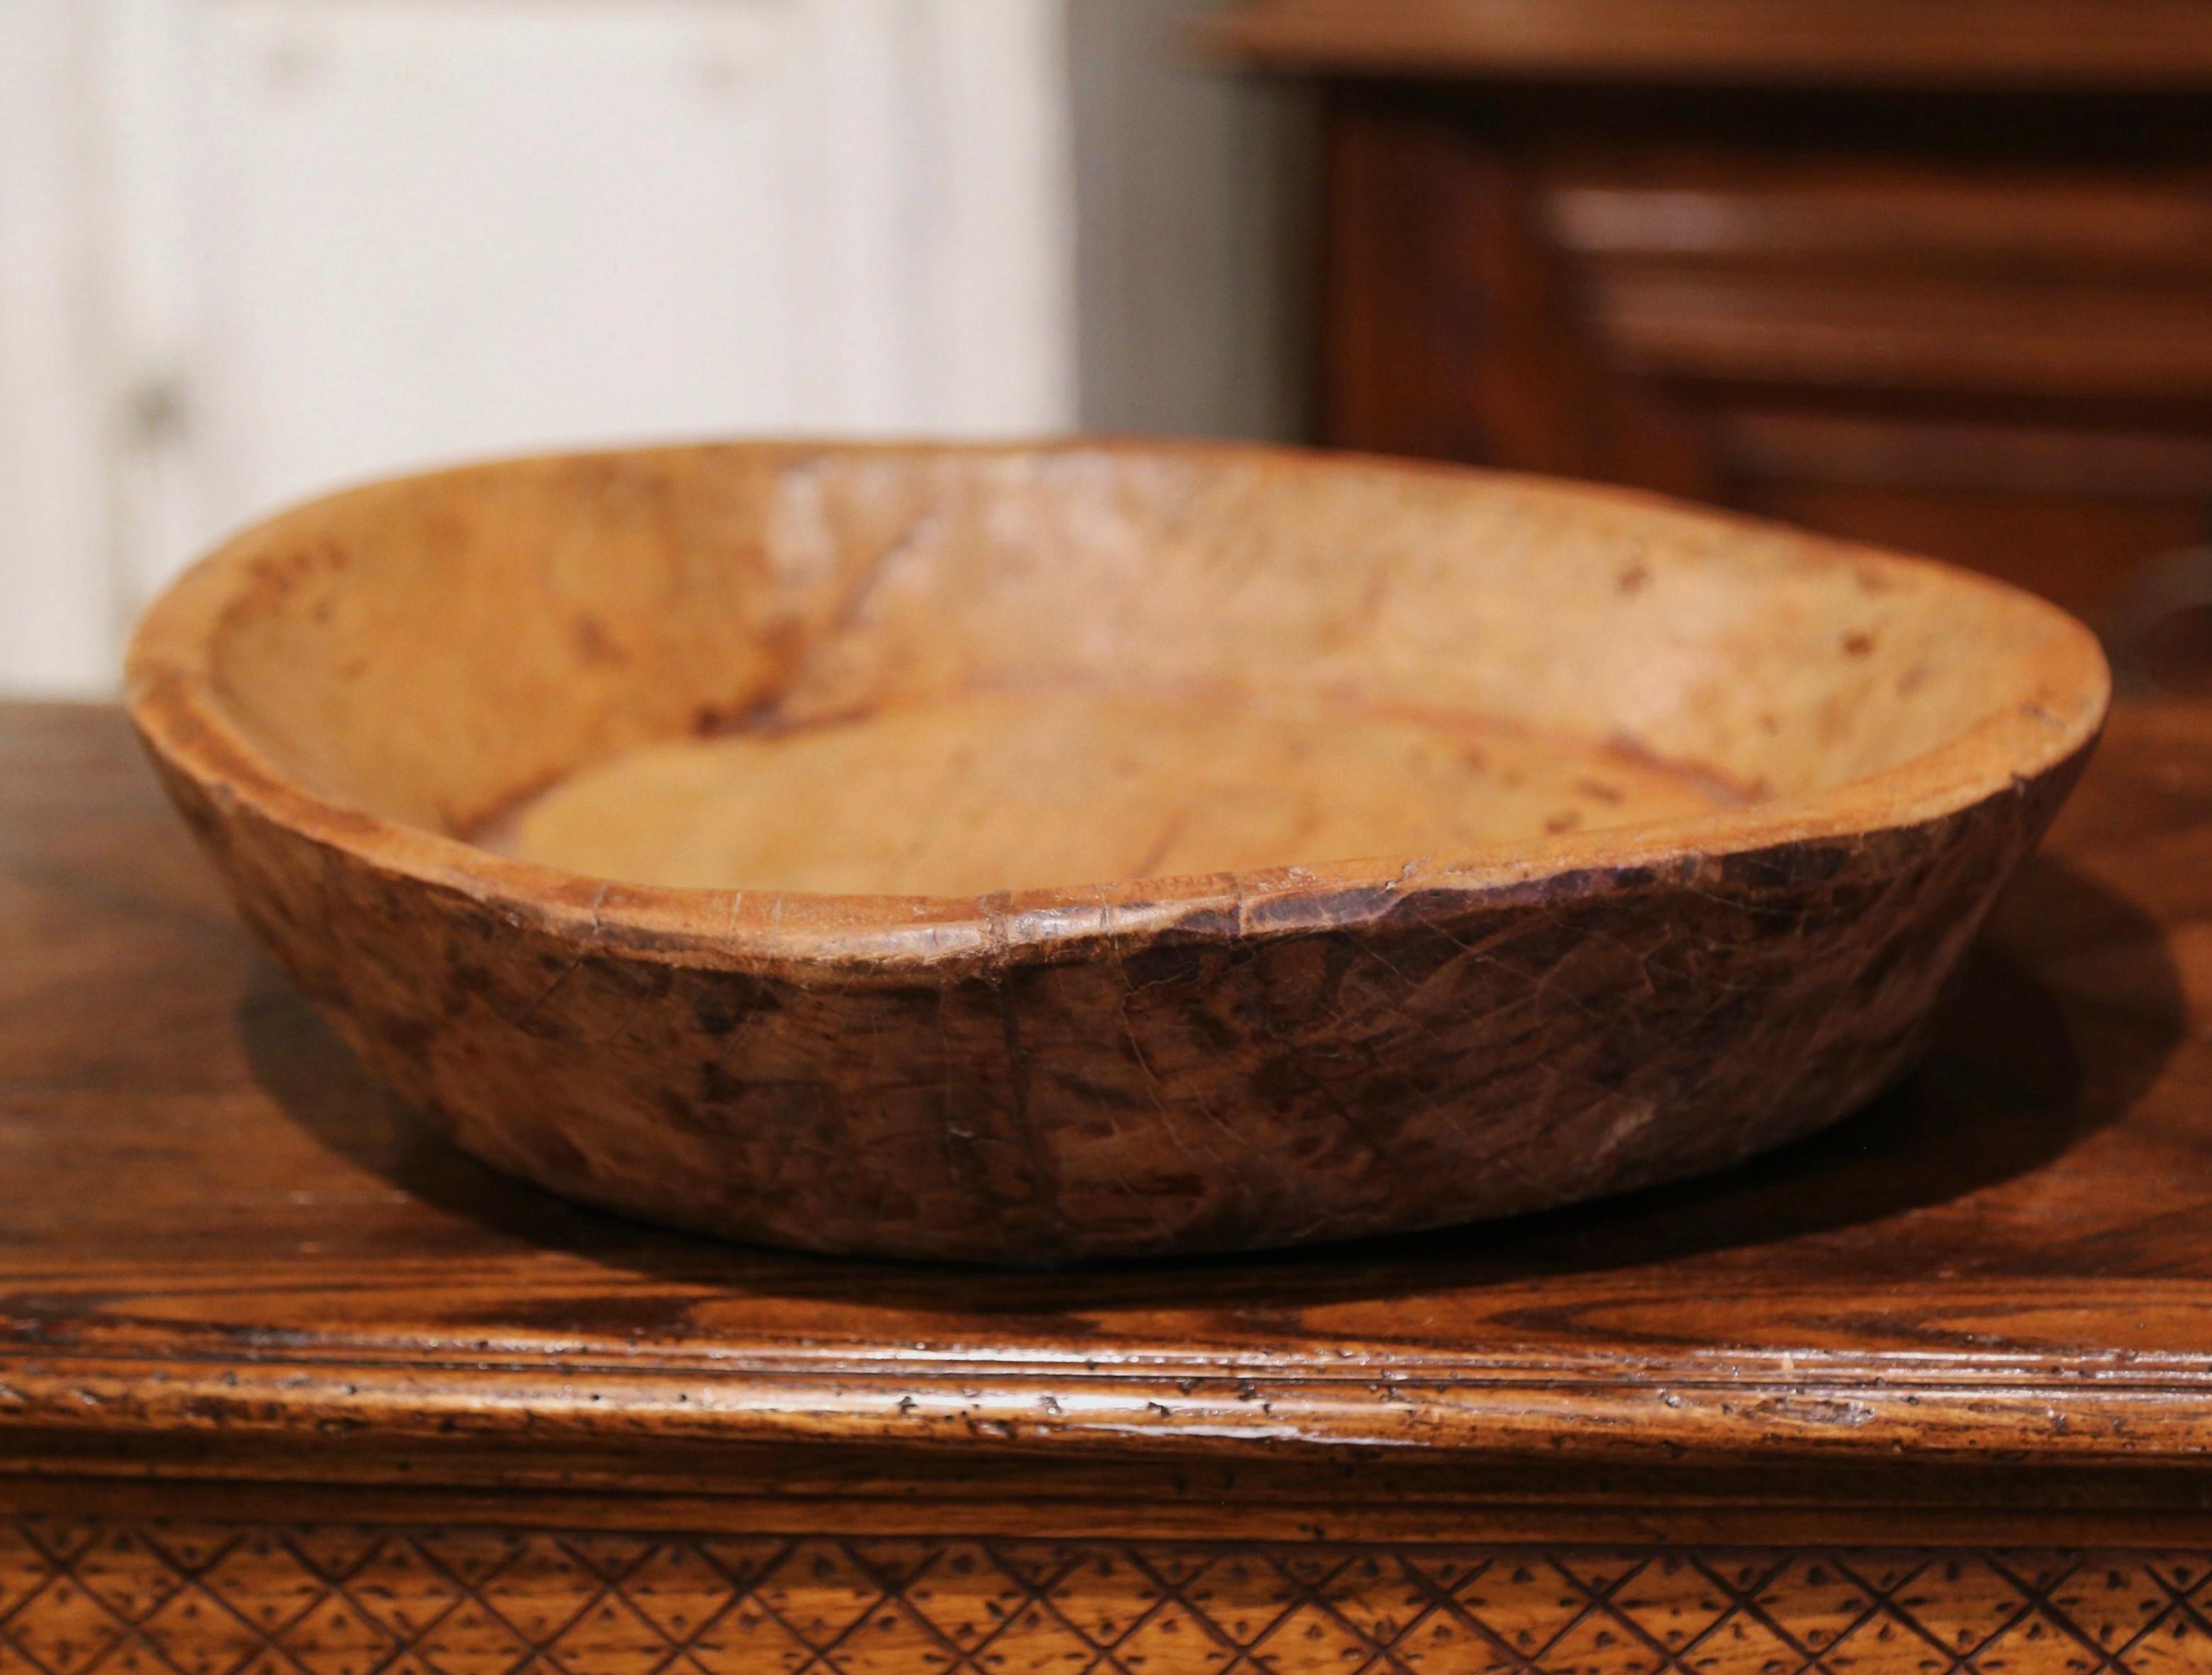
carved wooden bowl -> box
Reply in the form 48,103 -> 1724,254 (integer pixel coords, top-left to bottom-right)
127,443 -> 2108,1263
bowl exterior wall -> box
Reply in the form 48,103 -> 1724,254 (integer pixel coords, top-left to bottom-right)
138,735 -> 2095,1264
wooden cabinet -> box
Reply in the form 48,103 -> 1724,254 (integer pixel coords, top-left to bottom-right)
1216,1 -> 2212,619
11,696 -> 2212,1672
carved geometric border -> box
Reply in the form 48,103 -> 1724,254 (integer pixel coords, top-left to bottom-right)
1,1519 -> 2208,1674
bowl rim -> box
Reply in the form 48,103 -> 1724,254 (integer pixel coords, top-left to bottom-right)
125,437 -> 2111,974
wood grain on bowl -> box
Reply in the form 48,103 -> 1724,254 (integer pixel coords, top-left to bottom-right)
123,442 -> 2108,1262
483,689 -> 1741,897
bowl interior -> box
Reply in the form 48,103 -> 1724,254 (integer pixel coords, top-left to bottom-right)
173,444 -> 2097,899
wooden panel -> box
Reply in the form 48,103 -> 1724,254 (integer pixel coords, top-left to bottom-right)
1320,96 -> 1714,492
1588,267 -> 2212,399
1715,413 -> 2212,502
0,1514 -> 2206,1674
1544,171 -> 2212,277
1314,88 -> 2212,609
1538,158 -> 2212,393
1210,0 -> 2212,88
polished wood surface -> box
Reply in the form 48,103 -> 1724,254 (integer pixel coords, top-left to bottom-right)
1209,0 -> 2212,88
3,696 -> 2208,1485
123,444 -> 2104,1262
1219,8 -> 2212,621
5,697 -> 2212,1669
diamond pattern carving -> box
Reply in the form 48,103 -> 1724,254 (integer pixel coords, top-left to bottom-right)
0,1520 -> 2207,1673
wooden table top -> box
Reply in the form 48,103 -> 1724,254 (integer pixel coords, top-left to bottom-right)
5,699 -> 2211,1533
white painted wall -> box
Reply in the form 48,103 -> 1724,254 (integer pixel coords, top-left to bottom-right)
0,0 -> 1306,697
0,3 -> 118,692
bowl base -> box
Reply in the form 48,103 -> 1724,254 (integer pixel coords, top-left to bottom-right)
481,686 -> 1745,897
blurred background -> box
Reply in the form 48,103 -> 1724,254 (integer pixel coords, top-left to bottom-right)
0,0 -> 1313,696
8,0 -> 2212,698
